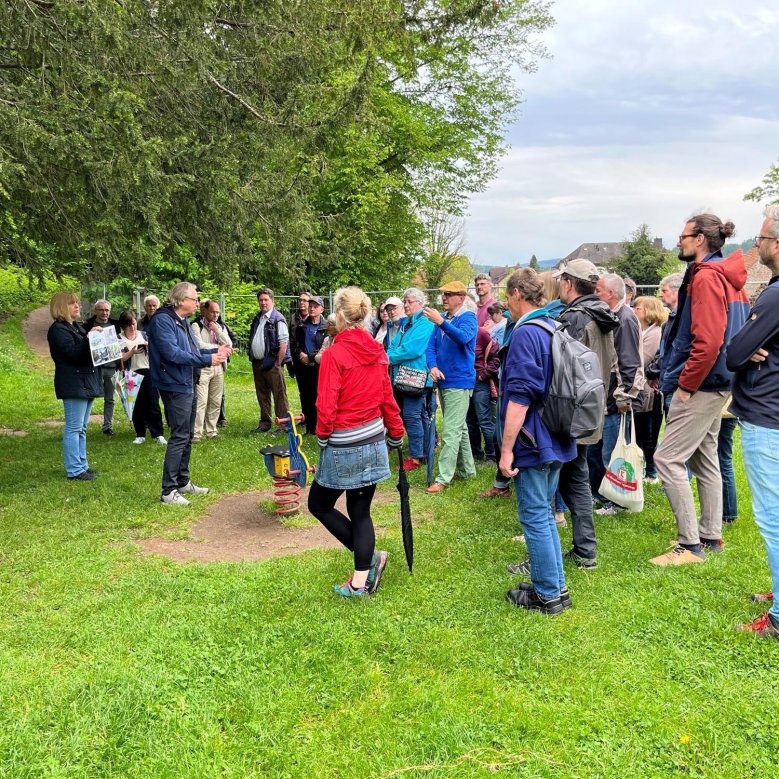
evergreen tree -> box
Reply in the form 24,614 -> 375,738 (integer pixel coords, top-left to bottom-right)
528,254 -> 539,270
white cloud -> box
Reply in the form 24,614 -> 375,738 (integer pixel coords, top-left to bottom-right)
465,0 -> 779,264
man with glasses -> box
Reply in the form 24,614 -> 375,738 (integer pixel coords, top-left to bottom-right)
146,283 -> 231,506
85,299 -> 121,435
423,281 -> 478,493
650,213 -> 750,566
728,205 -> 779,637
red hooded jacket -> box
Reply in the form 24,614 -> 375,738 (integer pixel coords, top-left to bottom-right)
316,327 -> 405,440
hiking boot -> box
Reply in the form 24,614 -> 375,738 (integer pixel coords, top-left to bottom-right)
700,537 -> 724,554
401,458 -> 421,472
161,490 -> 191,506
333,577 -> 369,598
506,586 -> 564,615
67,470 -> 97,481
737,611 -> 779,639
649,545 -> 706,566
479,486 -> 512,499
366,551 -> 388,594
515,582 -> 572,611
180,481 -> 209,495
506,559 -> 531,576
563,550 -> 597,569
751,592 -> 774,603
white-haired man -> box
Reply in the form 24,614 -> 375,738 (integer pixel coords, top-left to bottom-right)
85,299 -> 121,435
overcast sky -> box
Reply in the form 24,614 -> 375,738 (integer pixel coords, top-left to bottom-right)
465,0 -> 779,266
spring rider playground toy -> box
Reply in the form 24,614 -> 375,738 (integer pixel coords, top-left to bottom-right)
260,412 -> 315,515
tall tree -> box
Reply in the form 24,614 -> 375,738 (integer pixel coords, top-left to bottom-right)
418,209 -> 468,289
612,225 -> 668,286
0,1 -> 552,289
528,254 -> 539,270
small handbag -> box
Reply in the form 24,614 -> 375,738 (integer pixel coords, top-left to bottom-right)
393,365 -> 428,397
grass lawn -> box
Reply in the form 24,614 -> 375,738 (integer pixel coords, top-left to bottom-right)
0,311 -> 777,778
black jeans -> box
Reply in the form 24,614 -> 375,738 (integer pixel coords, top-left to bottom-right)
296,366 -> 319,434
634,392 -> 663,478
133,368 -> 164,438
159,390 -> 197,496
308,481 -> 377,570
558,444 -> 596,559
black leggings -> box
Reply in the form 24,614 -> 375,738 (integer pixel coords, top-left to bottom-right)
308,481 -> 376,570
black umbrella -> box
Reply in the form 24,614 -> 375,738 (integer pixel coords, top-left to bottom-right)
396,445 -> 414,573
424,399 -> 436,487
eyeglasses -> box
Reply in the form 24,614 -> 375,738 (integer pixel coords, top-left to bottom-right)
678,233 -> 698,242
755,235 -> 776,245
442,292 -> 463,298
185,296 -> 199,303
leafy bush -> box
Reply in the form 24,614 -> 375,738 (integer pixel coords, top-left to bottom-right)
0,266 -> 76,316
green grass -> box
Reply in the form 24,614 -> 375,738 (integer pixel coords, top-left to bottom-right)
1,313 -> 777,778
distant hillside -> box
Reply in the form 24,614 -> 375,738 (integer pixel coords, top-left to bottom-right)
472,257 -> 560,275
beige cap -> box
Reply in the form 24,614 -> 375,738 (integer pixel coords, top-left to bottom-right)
384,296 -> 404,309
553,259 -> 600,283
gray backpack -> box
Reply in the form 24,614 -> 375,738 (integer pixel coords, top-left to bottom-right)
523,319 -> 604,439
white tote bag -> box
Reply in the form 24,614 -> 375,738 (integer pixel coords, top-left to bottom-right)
599,411 -> 644,512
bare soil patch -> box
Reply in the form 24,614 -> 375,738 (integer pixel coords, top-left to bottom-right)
137,489 -> 395,563
22,306 -> 54,361
37,414 -> 105,429
0,428 -> 27,437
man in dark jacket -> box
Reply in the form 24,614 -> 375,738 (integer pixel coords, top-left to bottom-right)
727,204 -> 779,637
590,273 -> 643,514
248,287 -> 292,434
85,299 -> 121,435
501,268 -> 577,615
553,259 -> 618,568
147,282 -> 230,506
294,295 -> 329,434
650,213 -> 750,565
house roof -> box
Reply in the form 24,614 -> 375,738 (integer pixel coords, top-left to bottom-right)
562,243 -> 625,264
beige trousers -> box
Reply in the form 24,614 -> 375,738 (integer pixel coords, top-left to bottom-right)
194,366 -> 224,439
655,389 -> 728,545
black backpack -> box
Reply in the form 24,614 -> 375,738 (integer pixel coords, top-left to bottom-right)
522,319 -> 604,439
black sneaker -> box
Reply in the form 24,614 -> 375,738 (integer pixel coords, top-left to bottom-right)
563,550 -> 598,569
67,470 -> 97,481
506,559 -> 531,576
103,428 -> 113,436
700,537 -> 725,554
515,582 -> 572,611
506,586 -> 565,615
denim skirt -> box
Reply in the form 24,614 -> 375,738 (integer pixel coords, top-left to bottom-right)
315,441 -> 391,490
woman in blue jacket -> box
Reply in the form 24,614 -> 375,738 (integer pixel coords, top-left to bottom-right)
388,288 -> 435,471
47,292 -> 103,481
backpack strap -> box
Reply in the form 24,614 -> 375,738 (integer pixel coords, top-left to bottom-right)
521,318 -> 557,336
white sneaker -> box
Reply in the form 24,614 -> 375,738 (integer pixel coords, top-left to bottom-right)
132,437 -> 146,445
156,436 -> 167,445
161,490 -> 191,506
180,481 -> 209,495
595,503 -> 620,516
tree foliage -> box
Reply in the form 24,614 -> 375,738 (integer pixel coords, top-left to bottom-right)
528,254 -> 539,270
418,209 -> 469,289
0,0 -> 551,290
744,158 -> 779,204
612,225 -> 669,286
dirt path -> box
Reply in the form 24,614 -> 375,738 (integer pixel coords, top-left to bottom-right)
22,306 -> 54,361
137,489 -> 394,564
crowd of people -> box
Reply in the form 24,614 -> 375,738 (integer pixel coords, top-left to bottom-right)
46,207 -> 779,633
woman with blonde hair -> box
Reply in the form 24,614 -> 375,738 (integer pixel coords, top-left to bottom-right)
47,292 -> 103,480
537,270 -> 564,317
309,286 -> 406,597
633,295 -> 669,481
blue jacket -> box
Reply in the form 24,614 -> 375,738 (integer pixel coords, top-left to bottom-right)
660,250 -> 749,394
388,310 -> 435,386
500,310 -> 577,469
426,308 -> 477,389
147,305 -> 215,394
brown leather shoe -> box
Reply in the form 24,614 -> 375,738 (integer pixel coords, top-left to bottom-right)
479,486 -> 512,499
425,482 -> 447,494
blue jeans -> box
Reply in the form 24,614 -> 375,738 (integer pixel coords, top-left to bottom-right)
740,421 -> 779,622
62,398 -> 94,477
401,393 -> 428,460
466,379 -> 496,460
513,462 -> 565,599
718,417 -> 738,522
